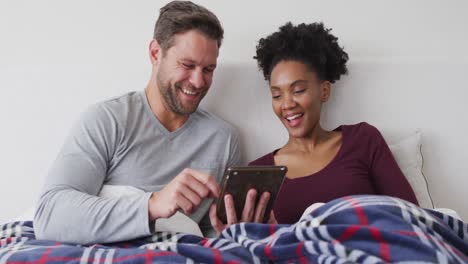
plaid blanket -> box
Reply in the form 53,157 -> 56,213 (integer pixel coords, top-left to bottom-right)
1,195 -> 467,263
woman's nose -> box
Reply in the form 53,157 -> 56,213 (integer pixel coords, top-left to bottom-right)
281,94 -> 297,110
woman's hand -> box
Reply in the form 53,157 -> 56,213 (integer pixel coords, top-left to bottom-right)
267,211 -> 278,224
209,189 -> 277,235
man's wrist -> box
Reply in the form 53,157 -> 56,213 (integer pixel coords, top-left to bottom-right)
148,192 -> 158,233
148,192 -> 160,222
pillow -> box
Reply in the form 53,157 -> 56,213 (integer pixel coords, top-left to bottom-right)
388,130 -> 434,209
433,208 -> 462,220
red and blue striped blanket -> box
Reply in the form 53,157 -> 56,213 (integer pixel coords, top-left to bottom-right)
1,195 -> 467,263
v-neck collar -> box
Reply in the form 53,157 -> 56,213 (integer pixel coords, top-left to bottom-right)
139,90 -> 194,140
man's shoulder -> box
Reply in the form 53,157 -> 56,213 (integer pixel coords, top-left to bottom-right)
192,108 -> 239,138
81,91 -> 142,123
96,91 -> 142,113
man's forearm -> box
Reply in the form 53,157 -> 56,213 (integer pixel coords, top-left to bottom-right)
34,187 -> 153,245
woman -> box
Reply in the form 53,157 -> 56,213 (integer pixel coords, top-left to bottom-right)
249,22 -> 418,224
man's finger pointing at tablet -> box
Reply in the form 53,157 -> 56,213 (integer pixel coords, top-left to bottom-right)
185,168 -> 220,198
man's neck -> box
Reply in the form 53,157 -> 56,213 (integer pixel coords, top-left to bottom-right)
145,83 -> 189,132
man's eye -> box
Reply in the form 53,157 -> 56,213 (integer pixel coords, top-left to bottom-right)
272,95 -> 281,99
182,63 -> 194,69
204,68 -> 215,73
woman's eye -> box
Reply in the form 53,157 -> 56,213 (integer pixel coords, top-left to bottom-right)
294,89 -> 305,94
272,95 -> 281,99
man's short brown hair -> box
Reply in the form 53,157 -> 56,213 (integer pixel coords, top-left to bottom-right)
154,1 -> 224,51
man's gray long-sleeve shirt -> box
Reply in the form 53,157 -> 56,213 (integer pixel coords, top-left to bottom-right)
34,91 -> 240,244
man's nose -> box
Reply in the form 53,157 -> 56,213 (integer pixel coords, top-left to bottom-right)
189,69 -> 205,89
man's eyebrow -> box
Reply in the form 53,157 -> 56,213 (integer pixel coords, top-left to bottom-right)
179,59 -> 196,64
180,59 -> 216,68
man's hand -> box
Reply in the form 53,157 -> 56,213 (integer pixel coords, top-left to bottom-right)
209,189 -> 278,235
148,168 -> 219,221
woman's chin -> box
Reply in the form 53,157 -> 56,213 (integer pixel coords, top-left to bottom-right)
287,128 -> 307,139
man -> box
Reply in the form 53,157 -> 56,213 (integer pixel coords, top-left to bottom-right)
34,1 -> 271,245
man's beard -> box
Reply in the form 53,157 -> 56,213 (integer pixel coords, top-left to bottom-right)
157,74 -> 207,116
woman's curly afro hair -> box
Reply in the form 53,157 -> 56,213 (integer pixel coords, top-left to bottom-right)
254,22 -> 348,83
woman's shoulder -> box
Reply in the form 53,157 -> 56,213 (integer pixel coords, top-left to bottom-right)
248,150 -> 278,166
341,122 -> 382,138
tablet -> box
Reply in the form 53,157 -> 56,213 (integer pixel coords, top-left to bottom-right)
216,166 -> 287,224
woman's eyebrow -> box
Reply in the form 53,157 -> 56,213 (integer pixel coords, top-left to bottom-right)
289,80 -> 308,87
271,79 -> 308,90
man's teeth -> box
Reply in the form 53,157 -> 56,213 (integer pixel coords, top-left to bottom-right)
286,114 -> 303,121
182,89 -> 197,95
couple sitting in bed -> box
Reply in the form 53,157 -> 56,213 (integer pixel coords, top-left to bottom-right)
34,1 -> 417,245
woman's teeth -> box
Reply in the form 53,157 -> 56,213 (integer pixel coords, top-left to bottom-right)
286,114 -> 303,121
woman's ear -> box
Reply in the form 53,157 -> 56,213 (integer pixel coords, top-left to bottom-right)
320,81 -> 331,102
149,39 -> 161,65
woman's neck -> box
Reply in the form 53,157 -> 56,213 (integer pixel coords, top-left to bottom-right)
283,125 -> 333,154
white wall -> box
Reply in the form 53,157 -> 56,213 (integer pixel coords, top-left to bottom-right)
1,0 -> 467,224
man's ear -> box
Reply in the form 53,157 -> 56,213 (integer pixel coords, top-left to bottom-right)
320,81 -> 331,102
149,39 -> 161,65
